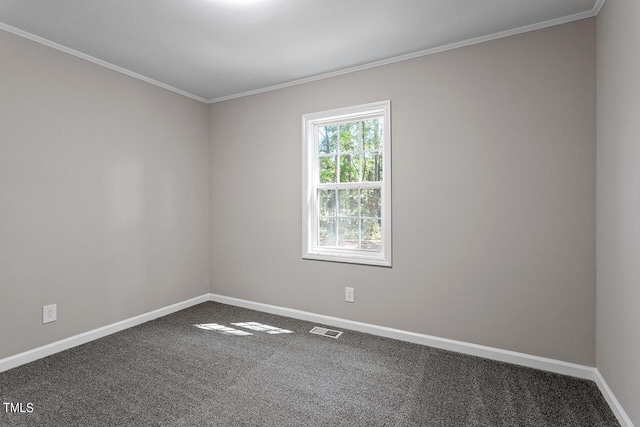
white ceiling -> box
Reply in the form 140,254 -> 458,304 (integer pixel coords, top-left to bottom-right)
0,0 -> 602,103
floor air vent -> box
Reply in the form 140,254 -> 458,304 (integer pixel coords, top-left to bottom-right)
309,326 -> 343,339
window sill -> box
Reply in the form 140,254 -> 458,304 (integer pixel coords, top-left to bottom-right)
303,250 -> 391,267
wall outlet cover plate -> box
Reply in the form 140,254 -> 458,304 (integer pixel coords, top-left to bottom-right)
43,304 -> 57,324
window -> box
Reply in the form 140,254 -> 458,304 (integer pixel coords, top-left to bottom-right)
302,100 -> 391,266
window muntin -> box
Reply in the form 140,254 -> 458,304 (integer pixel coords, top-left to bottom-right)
302,101 -> 391,266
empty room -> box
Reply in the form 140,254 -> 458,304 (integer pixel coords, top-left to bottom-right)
0,0 -> 638,425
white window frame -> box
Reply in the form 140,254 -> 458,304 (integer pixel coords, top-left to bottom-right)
302,100 -> 391,267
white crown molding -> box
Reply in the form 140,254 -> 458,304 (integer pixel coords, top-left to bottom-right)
207,8 -> 599,103
207,293 -> 595,380
593,0 -> 607,15
0,294 -> 209,373
594,369 -> 635,427
2,2 -> 603,106
0,22 -> 208,104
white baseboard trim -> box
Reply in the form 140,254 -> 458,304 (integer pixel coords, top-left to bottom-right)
207,293 -> 595,380
208,293 -> 638,425
0,294 -> 210,373
1,292 -> 631,426
594,369 -> 635,427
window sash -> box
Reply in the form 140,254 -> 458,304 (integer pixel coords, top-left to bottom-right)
314,184 -> 383,251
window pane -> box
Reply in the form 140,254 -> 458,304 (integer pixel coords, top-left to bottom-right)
318,125 -> 337,154
337,218 -> 359,248
363,119 -> 382,151
339,153 -> 360,183
318,219 -> 336,246
362,152 -> 382,182
318,189 -> 336,217
319,156 -> 336,183
338,189 -> 359,217
362,219 -> 382,251
340,122 -> 361,152
361,188 -> 381,218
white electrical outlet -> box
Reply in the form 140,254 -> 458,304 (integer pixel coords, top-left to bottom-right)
43,304 -> 57,324
345,287 -> 355,303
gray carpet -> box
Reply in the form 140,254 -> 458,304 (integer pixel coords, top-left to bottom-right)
0,302 -> 619,426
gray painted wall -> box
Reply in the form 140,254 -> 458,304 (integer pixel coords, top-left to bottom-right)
0,15 -> 601,374
210,19 -> 597,365
596,1 -> 640,424
0,30 -> 210,359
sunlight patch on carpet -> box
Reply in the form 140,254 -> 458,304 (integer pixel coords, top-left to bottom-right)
194,323 -> 253,335
232,322 -> 293,334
